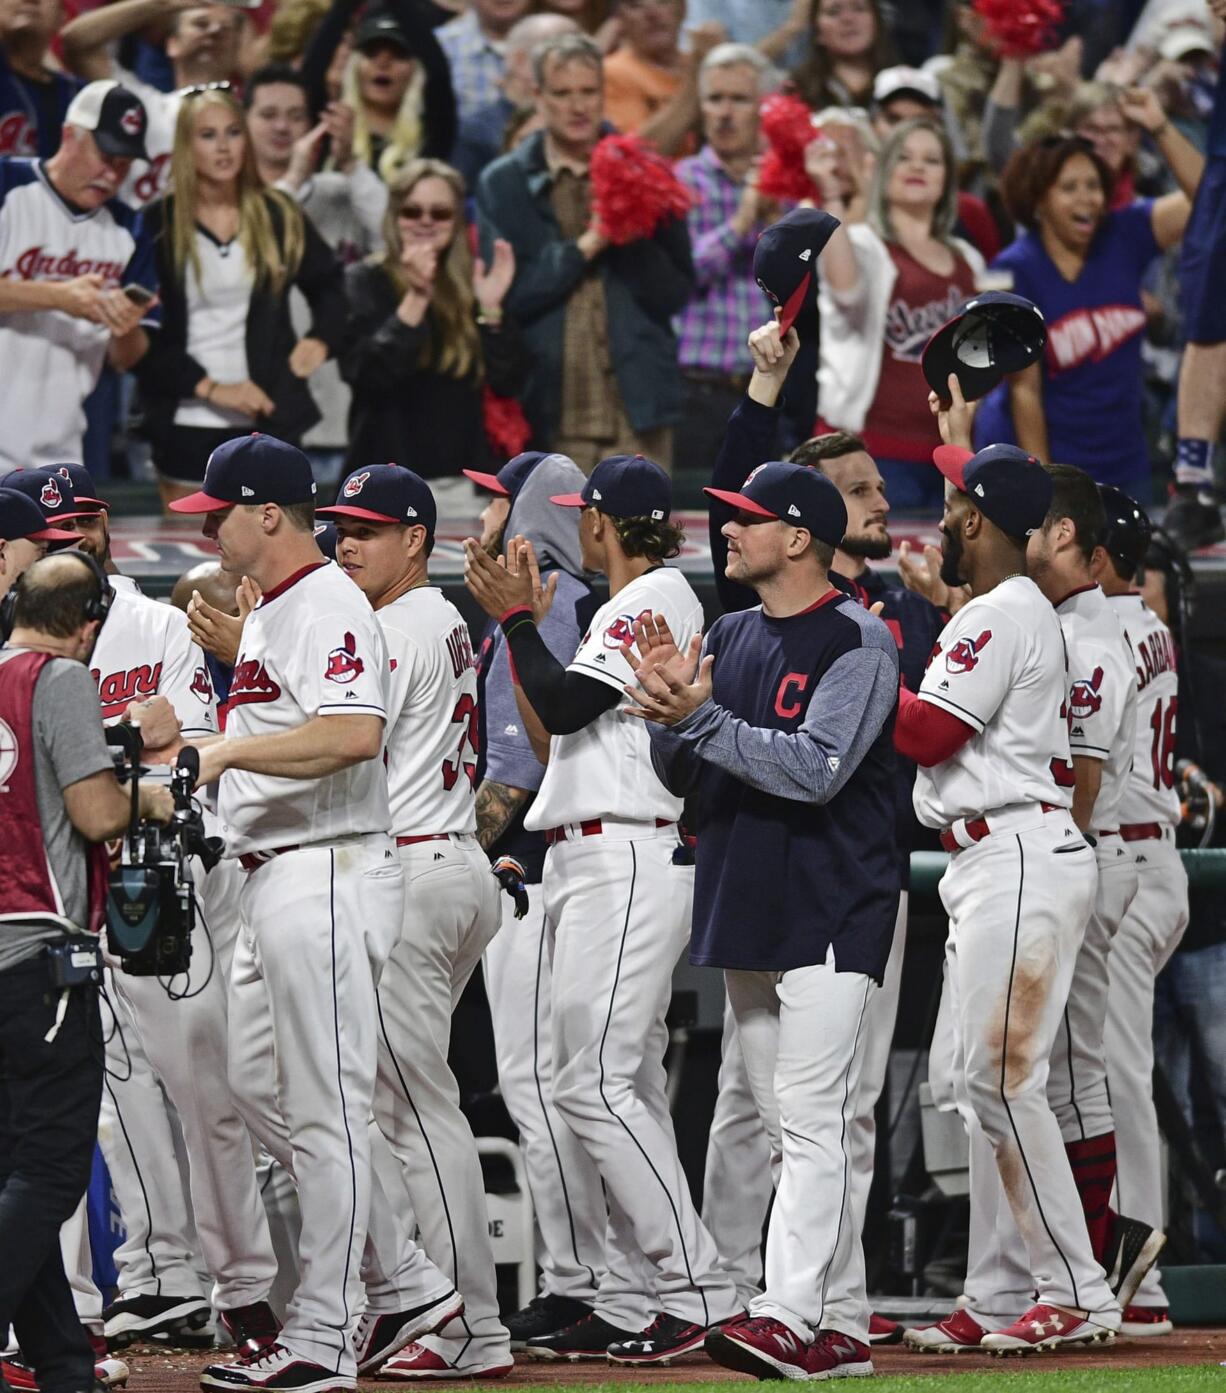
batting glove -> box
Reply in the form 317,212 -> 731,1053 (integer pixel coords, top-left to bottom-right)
492,855 -> 529,919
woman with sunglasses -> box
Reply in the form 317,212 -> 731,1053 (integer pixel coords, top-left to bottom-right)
136,87 -> 347,511
971,129 -> 1201,501
341,158 -> 524,488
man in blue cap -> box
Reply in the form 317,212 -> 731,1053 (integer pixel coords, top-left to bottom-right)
622,460 -> 900,1381
897,444 -> 1122,1355
0,488 -> 78,597
463,454 -> 741,1363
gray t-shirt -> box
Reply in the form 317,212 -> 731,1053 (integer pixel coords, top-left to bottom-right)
0,651 -> 113,973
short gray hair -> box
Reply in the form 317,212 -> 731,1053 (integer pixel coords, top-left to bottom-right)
507,12 -> 577,64
868,117 -> 958,244
697,42 -> 780,98
532,31 -> 603,88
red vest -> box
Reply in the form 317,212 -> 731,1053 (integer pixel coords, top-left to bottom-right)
0,649 -> 109,934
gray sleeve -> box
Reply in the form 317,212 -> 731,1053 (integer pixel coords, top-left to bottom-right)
666,645 -> 899,805
34,660 -> 114,790
982,98 -> 1018,174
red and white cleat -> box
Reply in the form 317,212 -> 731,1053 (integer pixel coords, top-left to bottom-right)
867,1314 -> 903,1345
801,1332 -> 873,1380
704,1316 -> 813,1380
1,1355 -> 129,1390
980,1304 -> 1117,1355
1120,1305 -> 1173,1337
902,1308 -> 987,1353
376,1344 -> 512,1381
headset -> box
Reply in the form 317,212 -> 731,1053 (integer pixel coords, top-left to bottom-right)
0,548 -> 113,644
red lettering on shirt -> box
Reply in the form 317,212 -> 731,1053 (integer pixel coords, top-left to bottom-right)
445,623 -> 474,679
774,673 -> 809,719
1046,304 -> 1146,374
1135,629 -> 1177,692
229,658 -> 282,707
92,662 -> 163,719
0,112 -> 36,157
4,246 -> 127,285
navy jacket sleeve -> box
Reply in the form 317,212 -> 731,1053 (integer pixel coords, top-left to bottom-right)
709,394 -> 783,615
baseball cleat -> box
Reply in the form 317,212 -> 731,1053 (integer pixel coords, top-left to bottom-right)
218,1303 -> 282,1359
354,1293 -> 465,1374
199,1345 -> 354,1393
503,1294 -> 592,1350
606,1313 -> 710,1365
1,1355 -> 130,1389
1104,1215 -> 1166,1310
902,1308 -> 987,1353
102,1293 -> 213,1348
867,1313 -> 904,1345
375,1344 -> 512,1380
1120,1305 -> 1173,1337
522,1312 -> 637,1361
802,1331 -> 873,1380
980,1304 -> 1117,1355
705,1316 -> 812,1380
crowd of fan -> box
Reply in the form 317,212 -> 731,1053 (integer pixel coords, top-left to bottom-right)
0,0 -> 1222,528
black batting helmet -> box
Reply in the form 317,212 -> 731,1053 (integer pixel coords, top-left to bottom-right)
1098,484 -> 1152,579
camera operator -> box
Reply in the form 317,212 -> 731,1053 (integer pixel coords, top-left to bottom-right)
0,552 -> 172,1393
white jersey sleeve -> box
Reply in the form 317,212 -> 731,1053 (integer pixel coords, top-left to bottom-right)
297,607 -> 389,720
524,566 -> 704,829
1109,592 -> 1181,827
915,602 -> 1022,733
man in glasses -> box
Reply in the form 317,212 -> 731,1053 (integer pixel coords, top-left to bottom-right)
61,0 -> 246,205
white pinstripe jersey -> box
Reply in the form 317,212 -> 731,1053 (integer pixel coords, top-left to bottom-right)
1108,592 -> 1181,828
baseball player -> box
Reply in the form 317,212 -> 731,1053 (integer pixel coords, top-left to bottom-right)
0,487 -> 78,595
0,81 -> 158,473
12,463 -> 287,1353
898,444 -> 1121,1354
700,319 -> 947,1343
464,455 -> 741,1364
315,464 -> 510,1380
465,453 -> 609,1348
171,436 -> 406,1393
627,460 -> 899,1381
1095,487 -> 1188,1335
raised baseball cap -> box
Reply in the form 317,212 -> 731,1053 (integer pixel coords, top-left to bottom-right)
355,9 -> 412,53
933,443 -> 1053,538
317,463 -> 437,534
168,434 -> 317,513
462,452 -> 549,503
65,80 -> 149,161
0,487 -> 79,545
706,460 -> 848,548
5,467 -> 107,523
47,463 -> 108,511
551,454 -> 671,521
753,207 -> 841,335
922,291 -> 1047,402
872,65 -> 942,107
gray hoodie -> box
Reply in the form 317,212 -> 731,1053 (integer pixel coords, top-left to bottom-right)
480,455 -> 600,825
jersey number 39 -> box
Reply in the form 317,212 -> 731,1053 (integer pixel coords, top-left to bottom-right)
442,694 -> 479,791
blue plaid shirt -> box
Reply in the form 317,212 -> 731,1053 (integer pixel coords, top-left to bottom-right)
437,10 -> 505,126
673,145 -> 771,376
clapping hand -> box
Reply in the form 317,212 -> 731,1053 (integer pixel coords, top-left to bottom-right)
463,534 -> 557,622
473,238 -> 515,315
620,616 -> 713,726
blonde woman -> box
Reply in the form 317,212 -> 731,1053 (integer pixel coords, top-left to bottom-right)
136,88 -> 346,511
814,117 -> 985,511
341,158 -> 524,479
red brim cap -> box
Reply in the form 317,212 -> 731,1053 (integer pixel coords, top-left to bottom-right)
703,487 -> 780,519
550,493 -> 587,507
316,504 -> 403,524
462,468 -> 509,496
30,525 -> 80,542
777,268 -> 813,336
74,495 -> 110,511
933,445 -> 973,492
47,509 -> 107,522
168,492 -> 236,513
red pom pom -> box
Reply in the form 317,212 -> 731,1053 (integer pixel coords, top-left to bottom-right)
482,385 -> 532,459
973,0 -> 1064,58
757,92 -> 820,203
589,133 -> 693,245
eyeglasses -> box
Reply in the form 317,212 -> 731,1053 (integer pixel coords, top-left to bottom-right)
181,81 -> 234,97
399,203 -> 455,222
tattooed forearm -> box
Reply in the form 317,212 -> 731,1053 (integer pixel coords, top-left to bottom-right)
475,780 -> 531,851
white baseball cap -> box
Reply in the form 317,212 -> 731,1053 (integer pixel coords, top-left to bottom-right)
1158,24 -> 1215,62
65,80 -> 149,161
872,65 -> 942,108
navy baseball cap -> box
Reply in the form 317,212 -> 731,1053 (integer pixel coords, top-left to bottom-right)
65,80 -> 149,161
6,467 -> 106,523
463,452 -> 549,503
922,291 -> 1047,402
551,454 -> 671,521
313,521 -> 338,560
169,435 -> 317,513
317,464 -> 437,533
933,443 -> 1053,538
355,9 -> 412,53
47,463 -> 109,511
0,487 -> 78,544
753,208 -> 841,335
706,460 -> 848,547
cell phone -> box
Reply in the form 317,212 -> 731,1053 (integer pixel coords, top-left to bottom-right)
123,284 -> 156,308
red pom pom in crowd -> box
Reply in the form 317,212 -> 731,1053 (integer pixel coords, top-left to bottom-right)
973,0 -> 1064,58
757,92 -> 821,203
589,133 -> 693,245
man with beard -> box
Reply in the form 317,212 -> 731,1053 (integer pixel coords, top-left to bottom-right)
699,316 -> 944,1343
897,443 -> 1121,1354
